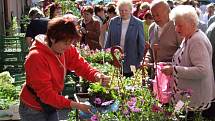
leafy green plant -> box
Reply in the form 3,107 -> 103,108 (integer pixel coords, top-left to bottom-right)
20,14 -> 30,33
88,83 -> 117,107
0,71 -> 19,109
79,46 -> 114,64
55,0 -> 81,17
6,17 -> 21,36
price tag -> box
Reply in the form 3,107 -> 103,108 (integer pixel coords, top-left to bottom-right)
174,100 -> 184,112
130,65 -> 136,73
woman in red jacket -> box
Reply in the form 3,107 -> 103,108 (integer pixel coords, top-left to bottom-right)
19,16 -> 109,121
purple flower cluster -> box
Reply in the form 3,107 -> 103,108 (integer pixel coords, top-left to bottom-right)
94,98 -> 102,105
90,114 -> 99,121
101,100 -> 114,106
125,97 -> 141,114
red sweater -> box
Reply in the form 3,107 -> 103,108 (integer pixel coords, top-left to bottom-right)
20,37 -> 98,111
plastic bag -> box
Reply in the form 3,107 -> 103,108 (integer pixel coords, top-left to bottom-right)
153,63 -> 173,104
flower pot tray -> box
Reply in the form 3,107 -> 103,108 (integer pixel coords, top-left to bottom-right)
74,93 -> 119,120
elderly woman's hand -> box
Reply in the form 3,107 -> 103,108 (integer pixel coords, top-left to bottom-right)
95,73 -> 110,86
161,65 -> 173,76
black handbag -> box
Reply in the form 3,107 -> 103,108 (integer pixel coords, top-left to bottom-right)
26,85 -> 56,115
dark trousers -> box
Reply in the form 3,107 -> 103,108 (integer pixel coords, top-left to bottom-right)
19,101 -> 59,121
202,102 -> 215,121
182,102 -> 215,121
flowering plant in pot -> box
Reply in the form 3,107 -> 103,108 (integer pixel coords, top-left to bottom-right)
88,83 -> 117,108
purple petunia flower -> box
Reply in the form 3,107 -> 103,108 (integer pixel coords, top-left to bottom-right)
130,97 -> 137,103
91,114 -> 99,121
94,98 -> 102,105
101,100 -> 114,106
130,107 -> 141,113
123,109 -> 130,115
127,101 -> 136,107
127,97 -> 138,108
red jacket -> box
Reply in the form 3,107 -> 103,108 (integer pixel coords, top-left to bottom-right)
20,36 -> 98,111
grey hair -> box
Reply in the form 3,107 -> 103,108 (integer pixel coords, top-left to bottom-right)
170,5 -> 199,27
116,0 -> 133,15
150,0 -> 170,13
28,7 -> 44,19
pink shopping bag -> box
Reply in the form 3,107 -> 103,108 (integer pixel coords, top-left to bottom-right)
153,63 -> 173,104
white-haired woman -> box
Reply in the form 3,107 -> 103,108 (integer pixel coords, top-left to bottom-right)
161,5 -> 215,120
105,0 -> 145,77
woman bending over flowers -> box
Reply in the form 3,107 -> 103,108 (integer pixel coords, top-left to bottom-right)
19,16 -> 109,121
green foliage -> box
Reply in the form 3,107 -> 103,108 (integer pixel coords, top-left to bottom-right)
0,72 -> 19,109
85,51 -> 113,64
0,71 -> 19,109
6,17 -> 20,36
68,109 -> 76,121
88,83 -> 117,107
91,63 -> 114,75
55,0 -> 81,17
89,83 -> 107,94
20,14 -> 30,33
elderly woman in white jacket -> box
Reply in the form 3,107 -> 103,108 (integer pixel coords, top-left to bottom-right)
161,5 -> 215,120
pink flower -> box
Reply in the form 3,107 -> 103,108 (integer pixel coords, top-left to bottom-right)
105,48 -> 111,52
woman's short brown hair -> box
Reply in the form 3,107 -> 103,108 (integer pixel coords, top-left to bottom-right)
46,17 -> 80,46
81,6 -> 94,14
49,3 -> 62,19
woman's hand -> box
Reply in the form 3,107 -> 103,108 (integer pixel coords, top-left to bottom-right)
95,73 -> 110,86
161,65 -> 173,75
71,101 -> 91,113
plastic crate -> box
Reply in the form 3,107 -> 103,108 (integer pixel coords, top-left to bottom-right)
0,36 -> 28,74
2,36 -> 22,52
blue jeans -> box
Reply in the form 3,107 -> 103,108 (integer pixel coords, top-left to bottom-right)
19,101 -> 59,121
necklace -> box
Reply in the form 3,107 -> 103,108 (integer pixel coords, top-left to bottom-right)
55,54 -> 66,80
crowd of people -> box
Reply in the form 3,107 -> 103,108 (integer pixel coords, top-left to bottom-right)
20,0 -> 215,121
